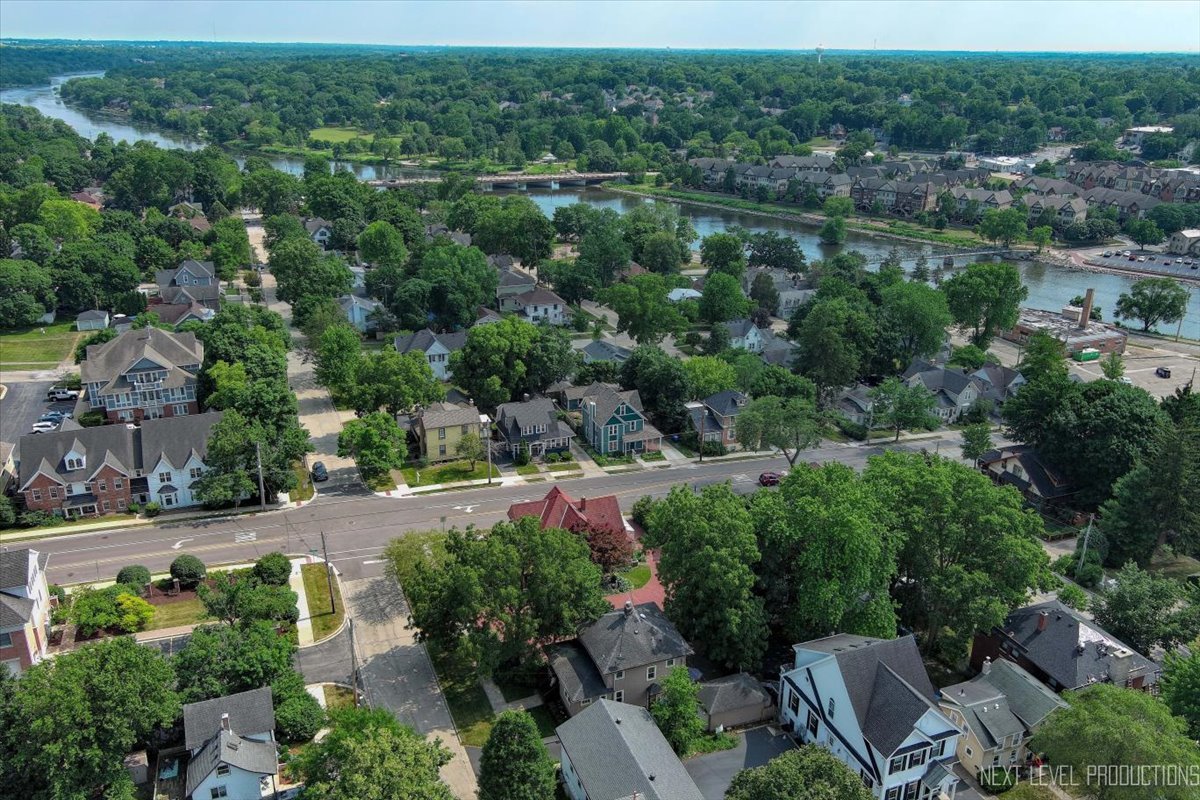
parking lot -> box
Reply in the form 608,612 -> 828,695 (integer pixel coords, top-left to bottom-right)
0,379 -> 78,444
1071,347 -> 1197,400
1080,245 -> 1200,280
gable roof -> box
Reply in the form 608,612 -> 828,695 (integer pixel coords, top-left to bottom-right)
507,486 -> 624,535
80,328 -> 203,385
577,601 -> 692,677
581,385 -> 643,425
978,444 -> 1075,500
547,640 -> 610,704
183,687 -> 275,751
723,318 -> 758,338
704,389 -> 747,417
941,659 -> 1066,749
304,217 -> 333,234
698,672 -> 771,716
139,412 -> 224,470
497,267 -> 537,288
77,310 -> 110,323
184,729 -> 277,798
393,328 -> 469,356
556,700 -> 704,800
512,288 -> 566,307
419,401 -> 482,430
582,339 -> 632,363
493,398 -> 573,443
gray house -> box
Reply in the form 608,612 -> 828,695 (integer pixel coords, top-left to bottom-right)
493,397 -> 574,458
698,673 -> 776,732
180,687 -> 278,800
581,339 -> 632,365
75,310 -> 110,331
393,329 -> 468,382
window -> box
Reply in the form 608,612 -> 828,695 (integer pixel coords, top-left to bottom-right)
607,424 -> 619,438
806,710 -> 819,736
102,501 -> 110,512
438,427 -> 447,440
30,489 -> 41,502
158,472 -> 172,484
117,499 -> 126,510
190,467 -> 203,480
614,690 -> 624,702
890,756 -> 906,774
210,788 -> 228,799
98,480 -> 107,493
162,494 -> 176,507
787,689 -> 799,715
861,770 -> 875,790
461,425 -> 470,436
626,421 -> 637,432
886,788 -> 901,800
646,665 -> 656,681
216,765 -> 230,777
580,699 -> 591,707
827,697 -> 835,716
66,457 -> 83,471
665,658 -> 675,667
904,780 -> 920,800
615,670 -> 624,681
0,631 -> 12,648
907,748 -> 928,769
935,739 -> 946,757
173,404 -> 189,416
439,445 -> 447,456
49,487 -> 58,500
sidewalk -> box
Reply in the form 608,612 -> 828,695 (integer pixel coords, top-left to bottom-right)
290,557 -> 315,646
0,502 -> 290,542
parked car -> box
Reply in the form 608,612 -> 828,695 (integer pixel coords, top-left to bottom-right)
1118,376 -> 1133,385
46,387 -> 79,401
1157,367 -> 1173,379
38,411 -> 71,423
758,471 -> 781,487
311,462 -> 329,482
1102,251 -> 1113,258
1137,256 -> 1146,262
30,421 -> 57,433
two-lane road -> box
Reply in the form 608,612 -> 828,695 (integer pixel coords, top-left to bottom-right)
19,435 -> 963,586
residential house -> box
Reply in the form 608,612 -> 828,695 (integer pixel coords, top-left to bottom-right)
1168,229 -> 1200,256
697,673 -> 776,732
424,223 -> 472,247
182,688 -> 279,800
743,268 -> 813,317
759,329 -> 799,368
723,318 -> 764,352
0,548 -> 51,676
511,288 -> 568,326
16,411 -> 224,517
1080,187 -> 1161,220
548,601 -> 693,716
667,287 -> 702,303
902,360 -> 983,423
494,397 -> 574,458
970,365 -> 1025,407
556,381 -> 619,412
1124,125 -> 1173,148
75,310 -> 111,331
475,306 -> 503,326
971,600 -> 1161,694
580,385 -> 662,455
778,634 -> 962,800
336,294 -> 383,333
304,217 -> 334,249
156,260 -> 221,309
835,383 -> 876,428
496,267 -> 538,311
81,327 -> 204,422
770,153 -> 834,172
1012,177 -> 1082,197
0,441 -> 14,494
581,339 -> 632,365
686,389 -> 747,448
149,302 -> 216,328
978,445 -> 1077,507
805,171 -> 854,199
393,329 -> 468,382
507,485 -> 625,536
414,401 -> 487,463
71,189 -> 104,209
939,659 -> 1066,779
950,187 -> 1013,219
557,699 -> 704,800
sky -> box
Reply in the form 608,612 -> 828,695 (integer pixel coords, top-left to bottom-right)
1,0 -> 1198,53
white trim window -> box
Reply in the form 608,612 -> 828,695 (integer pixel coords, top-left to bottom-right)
646,665 -> 657,681
614,690 -> 624,702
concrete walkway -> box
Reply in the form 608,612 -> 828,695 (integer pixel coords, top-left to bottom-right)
290,558 -> 315,646
480,679 -> 544,715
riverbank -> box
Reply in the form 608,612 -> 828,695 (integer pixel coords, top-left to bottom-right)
604,182 -> 992,250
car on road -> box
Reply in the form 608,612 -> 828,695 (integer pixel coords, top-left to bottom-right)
1157,366 -> 1173,379
311,462 -> 329,482
758,471 -> 781,487
30,421 -> 58,433
46,387 -> 80,401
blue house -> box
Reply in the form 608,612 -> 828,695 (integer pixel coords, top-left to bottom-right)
580,385 -> 662,456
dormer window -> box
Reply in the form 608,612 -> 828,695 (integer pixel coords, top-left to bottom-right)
66,457 -> 84,471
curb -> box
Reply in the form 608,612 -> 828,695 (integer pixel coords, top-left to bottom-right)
296,558 -> 349,650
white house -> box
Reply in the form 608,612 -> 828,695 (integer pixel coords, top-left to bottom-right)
336,294 -> 383,333
1168,229 -> 1200,256
511,288 -> 568,326
304,217 -> 334,249
723,319 -> 764,353
779,634 -> 962,800
182,688 -> 279,800
0,548 -> 51,676
75,310 -> 111,331
393,329 -> 468,381
903,361 -> 983,423
667,287 -> 702,303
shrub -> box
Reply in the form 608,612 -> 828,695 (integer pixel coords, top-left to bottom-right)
48,584 -> 67,604
127,503 -> 141,515
545,452 -> 560,464
115,593 -> 156,632
170,554 -> 207,588
19,510 -> 56,528
71,585 -> 144,636
142,501 -> 162,517
77,411 -> 106,427
272,671 -> 326,743
1058,583 -> 1089,611
253,552 -> 293,586
116,565 -> 152,588
1075,562 -> 1104,588
631,495 -> 656,528
559,451 -> 572,462
514,444 -> 531,467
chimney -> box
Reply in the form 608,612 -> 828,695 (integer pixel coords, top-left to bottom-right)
1078,288 -> 1095,329
220,712 -> 230,731
1037,611 -> 1049,632
982,657 -> 992,675
624,600 -> 634,616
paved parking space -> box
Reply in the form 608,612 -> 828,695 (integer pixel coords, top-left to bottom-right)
1070,347 -> 1198,399
684,726 -> 796,800
0,379 -> 65,443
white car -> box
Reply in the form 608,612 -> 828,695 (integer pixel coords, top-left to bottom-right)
46,388 -> 80,401
30,421 -> 58,433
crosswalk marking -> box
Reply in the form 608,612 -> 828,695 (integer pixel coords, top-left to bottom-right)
234,531 -> 258,543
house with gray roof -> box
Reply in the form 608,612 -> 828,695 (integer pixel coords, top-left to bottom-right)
304,217 -> 334,248
80,327 -> 204,423
336,294 -> 383,333
182,687 -> 278,800
413,401 -> 487,463
970,600 -> 1161,695
496,267 -> 538,311
779,634 -> 962,800
494,397 -> 574,458
698,672 -> 776,732
16,412 -> 224,518
722,318 -> 764,353
581,339 -> 632,365
939,658 -> 1066,780
75,309 -> 111,331
580,385 -> 662,455
687,389 -> 747,448
902,360 -> 984,423
156,259 -> 221,309
548,600 -> 693,717
0,548 -> 50,676
977,444 -> 1077,507
510,288 -> 568,326
394,328 -> 469,381
557,699 -> 703,800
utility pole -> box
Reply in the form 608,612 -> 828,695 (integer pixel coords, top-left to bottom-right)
485,415 -> 493,485
1077,513 -> 1095,574
698,408 -> 705,463
320,531 -> 335,615
348,617 -> 362,706
255,442 -> 266,511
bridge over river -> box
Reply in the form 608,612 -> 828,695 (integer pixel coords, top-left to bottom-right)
368,171 -> 631,190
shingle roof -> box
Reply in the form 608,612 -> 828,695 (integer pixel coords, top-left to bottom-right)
581,385 -> 643,426
547,640 -> 610,704
941,659 -> 1065,749
698,673 -> 771,716
507,486 -> 624,535
494,398 -> 573,444
0,591 -> 36,628
512,288 -> 566,307
704,389 -> 747,417
393,328 -> 469,356
304,217 -> 333,234
184,729 -> 277,797
556,700 -> 704,800
497,267 -> 536,288
80,328 -> 203,385
139,412 -> 224,471
77,310 -> 109,322
978,444 -> 1075,500
0,548 -> 38,590
419,401 -> 482,430
183,687 -> 275,751
578,602 -> 692,677
723,319 -> 757,338
582,340 -> 632,362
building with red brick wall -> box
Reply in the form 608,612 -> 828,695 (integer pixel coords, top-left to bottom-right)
80,327 -> 203,423
687,390 -> 748,449
507,486 -> 626,537
1,548 -> 51,676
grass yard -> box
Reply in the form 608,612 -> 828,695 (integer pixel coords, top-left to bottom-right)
686,731 -> 738,758
430,647 -> 496,747
515,463 -> 541,476
640,451 -> 666,462
309,126 -> 374,144
323,684 -> 357,711
301,562 -> 345,642
1149,551 -> 1200,581
617,563 -> 652,590
526,704 -> 559,739
545,462 -> 581,472
291,463 -> 315,502
401,460 -> 500,488
145,598 -> 210,631
365,471 -> 398,492
0,321 -> 80,369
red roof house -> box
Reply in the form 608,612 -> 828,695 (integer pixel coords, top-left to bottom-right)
507,486 -> 625,536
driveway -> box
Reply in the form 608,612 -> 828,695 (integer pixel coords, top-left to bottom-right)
295,624 -> 354,685
684,726 -> 796,799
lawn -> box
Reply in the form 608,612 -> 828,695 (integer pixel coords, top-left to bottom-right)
323,684 -> 357,711
686,731 -> 738,758
430,646 -> 496,747
640,451 -> 666,462
495,669 -> 540,703
301,562 -> 345,642
365,471 -> 398,492
291,463 -> 315,502
145,598 -> 210,631
309,126 -> 374,144
545,462 -> 581,472
0,321 -> 80,369
526,704 -> 559,739
617,563 -> 652,590
401,460 -> 500,488
516,463 -> 541,476
1149,551 -> 1200,581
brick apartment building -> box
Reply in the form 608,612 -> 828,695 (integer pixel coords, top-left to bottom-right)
81,327 -> 204,423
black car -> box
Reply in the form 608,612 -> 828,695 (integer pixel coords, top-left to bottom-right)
1156,366 -> 1172,379
310,462 -> 329,482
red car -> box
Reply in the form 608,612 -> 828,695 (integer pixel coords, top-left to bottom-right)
758,471 -> 782,487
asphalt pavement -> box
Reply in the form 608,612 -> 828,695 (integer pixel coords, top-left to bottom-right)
0,379 -> 61,444
684,727 -> 797,800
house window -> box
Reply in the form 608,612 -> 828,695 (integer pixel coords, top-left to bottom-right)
614,690 -> 624,702
0,632 -> 12,648
646,665 -> 656,681
158,472 -> 172,484
49,487 -> 58,500
439,445 -> 447,456
787,689 -> 799,715
98,480 -> 107,493
31,489 -> 41,502
615,670 -> 624,681
117,499 -> 126,510
935,739 -> 946,757
162,494 -> 176,507
210,788 -> 228,799
890,756 -> 906,774
827,697 -> 835,716
606,424 -> 619,438
580,699 -> 591,707
665,658 -> 675,668
173,404 -> 189,416
886,788 -> 902,800
114,478 -> 123,489
806,710 -> 819,736
102,501 -> 110,512
861,770 -> 874,790
908,748 -> 928,769
626,421 -> 637,432
461,425 -> 470,436
904,780 -> 920,800
66,457 -> 83,471
439,428 -> 447,440
216,765 -> 230,777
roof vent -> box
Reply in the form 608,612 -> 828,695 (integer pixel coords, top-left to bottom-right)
624,600 -> 633,616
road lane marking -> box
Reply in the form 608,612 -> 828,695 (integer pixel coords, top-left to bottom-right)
171,538 -> 194,549
234,531 -> 258,543
451,505 -> 477,513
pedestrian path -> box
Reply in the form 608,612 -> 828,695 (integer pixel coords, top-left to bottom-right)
481,678 -> 545,715
290,557 -> 315,646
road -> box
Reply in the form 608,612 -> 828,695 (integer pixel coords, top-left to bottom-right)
17,435 -> 967,587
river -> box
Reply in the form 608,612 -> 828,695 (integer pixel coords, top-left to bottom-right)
3,74 -> 1197,333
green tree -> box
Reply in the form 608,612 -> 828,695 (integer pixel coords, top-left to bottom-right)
749,270 -> 781,315
352,347 -> 445,416
269,237 -> 352,305
1114,277 -> 1190,332
289,708 -> 452,800
726,745 -> 874,800
941,261 -> 1027,347
406,516 -> 608,675
478,710 -> 556,800
170,553 -> 207,587
699,271 -> 750,324
253,552 -> 293,586
960,422 -> 993,462
417,243 -> 499,328
1,637 -> 180,800
748,230 -> 805,274
878,281 -> 953,368
682,355 -> 738,400
793,296 -> 876,401
1101,351 -> 1126,379
1030,224 -> 1052,252
455,432 -> 486,471
977,207 -> 1027,247
0,259 -> 56,327
700,232 -> 745,276
210,216 -> 253,280
576,215 -> 631,287
1030,684 -> 1200,800
38,197 -> 101,242
818,215 -> 846,245
650,666 -> 704,755
452,317 -> 574,411
1161,649 -> 1200,738
314,323 -> 363,397
473,195 -> 555,264
174,620 -> 296,703
735,395 -> 822,465
863,452 -> 1049,659
198,571 -> 299,626
618,345 -> 691,432
1125,218 -> 1165,251
639,229 -> 683,274
869,377 -> 939,441
603,273 -> 686,345
338,412 -> 409,480
750,464 -> 898,642
822,196 -> 854,218
1092,562 -> 1199,655
356,220 -> 409,268
648,484 -> 768,670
